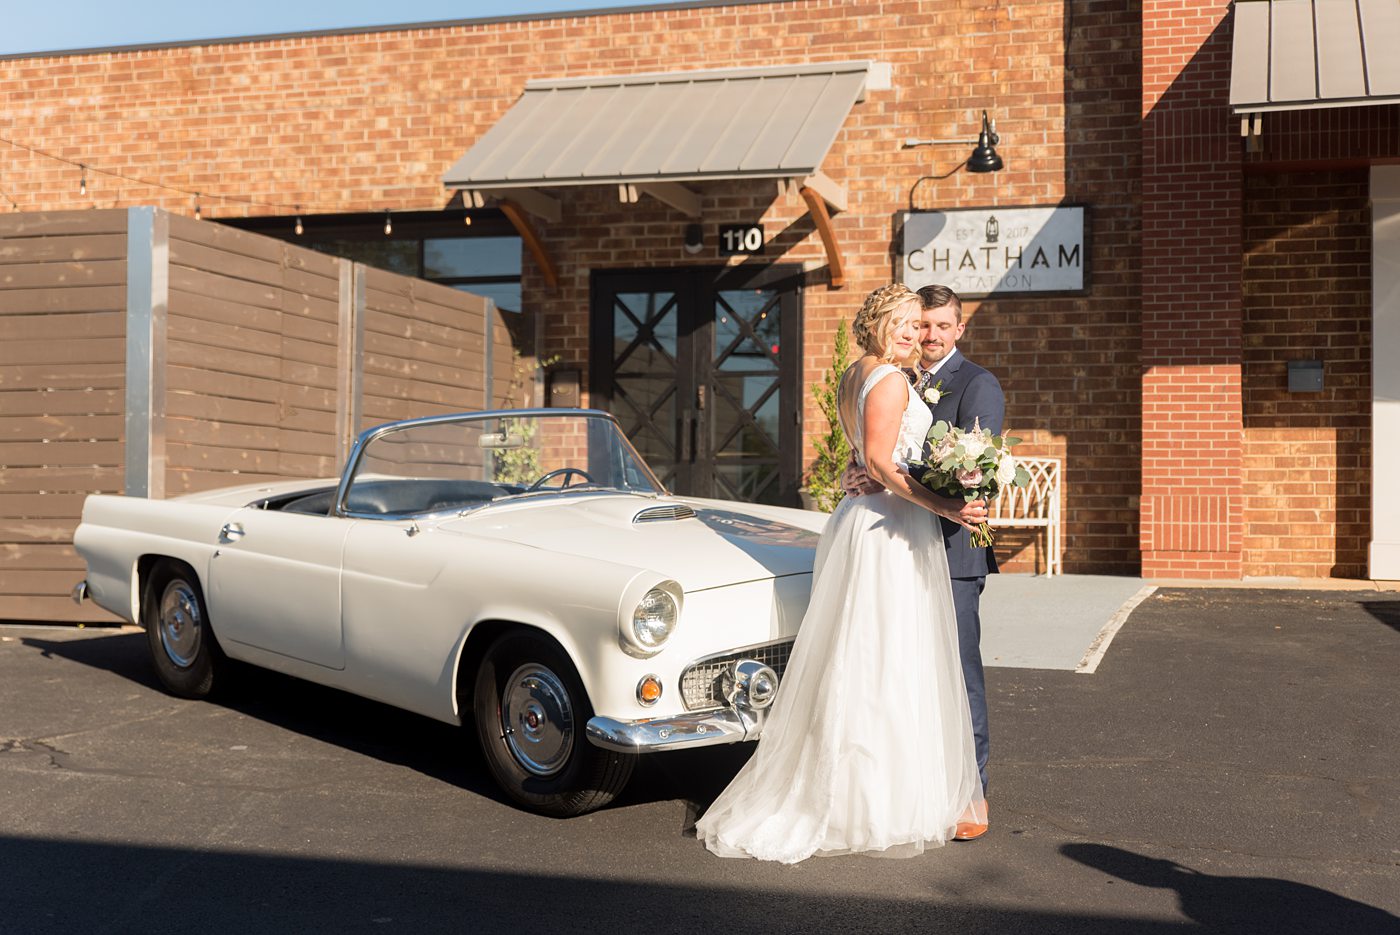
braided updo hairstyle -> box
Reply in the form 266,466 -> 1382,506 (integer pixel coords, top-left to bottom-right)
851,283 -> 921,364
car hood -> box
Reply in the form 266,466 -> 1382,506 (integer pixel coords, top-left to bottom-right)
437,493 -> 821,592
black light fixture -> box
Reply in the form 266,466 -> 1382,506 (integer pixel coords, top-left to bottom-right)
683,222 -> 704,255
903,111 -> 1005,174
966,110 -> 1003,173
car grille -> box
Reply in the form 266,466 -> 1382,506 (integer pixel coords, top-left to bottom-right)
679,639 -> 795,711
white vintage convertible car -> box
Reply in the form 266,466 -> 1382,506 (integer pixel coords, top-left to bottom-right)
73,409 -> 825,815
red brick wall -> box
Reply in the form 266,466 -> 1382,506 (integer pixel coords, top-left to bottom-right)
1241,169 -> 1372,578
2,0 -> 1143,573
1139,3 -> 1244,579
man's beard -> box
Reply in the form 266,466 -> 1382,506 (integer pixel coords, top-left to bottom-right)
921,343 -> 952,365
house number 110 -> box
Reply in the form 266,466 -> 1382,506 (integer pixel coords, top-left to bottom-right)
719,224 -> 764,255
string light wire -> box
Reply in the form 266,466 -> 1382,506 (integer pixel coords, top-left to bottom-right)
0,133 -> 365,215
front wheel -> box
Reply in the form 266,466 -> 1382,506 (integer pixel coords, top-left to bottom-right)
473,631 -> 634,816
142,559 -> 226,699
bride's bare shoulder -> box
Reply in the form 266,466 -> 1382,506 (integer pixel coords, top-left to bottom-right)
840,355 -> 893,389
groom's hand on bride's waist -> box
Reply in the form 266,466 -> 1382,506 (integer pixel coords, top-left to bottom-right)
840,461 -> 884,496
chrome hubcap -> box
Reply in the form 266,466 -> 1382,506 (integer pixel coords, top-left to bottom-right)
501,664 -> 574,777
158,580 -> 202,669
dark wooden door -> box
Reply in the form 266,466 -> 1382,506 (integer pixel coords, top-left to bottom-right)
590,266 -> 803,505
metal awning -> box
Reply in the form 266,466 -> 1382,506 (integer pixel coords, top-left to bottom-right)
1230,0 -> 1400,114
442,61 -> 870,190
442,61 -> 875,289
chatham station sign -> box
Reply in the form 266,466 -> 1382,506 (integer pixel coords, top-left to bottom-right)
901,206 -> 1087,297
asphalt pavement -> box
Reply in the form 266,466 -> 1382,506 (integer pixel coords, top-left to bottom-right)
1,587 -> 1397,934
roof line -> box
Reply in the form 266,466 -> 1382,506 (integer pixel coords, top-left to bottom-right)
0,0 -> 787,62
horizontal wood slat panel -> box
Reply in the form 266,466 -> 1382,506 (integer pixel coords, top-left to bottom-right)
0,363 -> 123,391
169,214 -> 287,264
0,310 -> 124,341
0,260 -> 127,289
0,518 -> 82,544
0,596 -> 121,624
0,466 -> 123,491
0,337 -> 125,366
2,441 -> 125,467
0,234 -> 126,264
0,493 -> 90,518
0,210 -> 129,238
170,266 -> 281,312
0,415 -> 124,441
167,286 -> 283,333
0,542 -> 84,569
0,285 -> 126,314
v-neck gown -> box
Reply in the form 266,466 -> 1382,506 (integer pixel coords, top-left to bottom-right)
696,363 -> 984,862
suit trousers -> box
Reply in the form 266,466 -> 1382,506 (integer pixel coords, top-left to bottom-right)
950,575 -> 989,794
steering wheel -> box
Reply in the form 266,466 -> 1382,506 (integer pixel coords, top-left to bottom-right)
526,467 -> 596,492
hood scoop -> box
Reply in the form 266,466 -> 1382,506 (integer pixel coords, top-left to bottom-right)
632,503 -> 697,523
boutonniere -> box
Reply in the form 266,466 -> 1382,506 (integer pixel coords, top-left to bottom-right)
923,379 -> 944,406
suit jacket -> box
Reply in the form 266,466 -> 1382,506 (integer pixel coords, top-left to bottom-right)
923,350 -> 1005,578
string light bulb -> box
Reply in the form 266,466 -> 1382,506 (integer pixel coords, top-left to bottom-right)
383,210 -> 392,235
463,212 -> 472,227
294,211 -> 304,236
78,165 -> 87,196
194,193 -> 201,220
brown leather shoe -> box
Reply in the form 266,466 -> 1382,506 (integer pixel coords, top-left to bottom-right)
954,802 -> 989,841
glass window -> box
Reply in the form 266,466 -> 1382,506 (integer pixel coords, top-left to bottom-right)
425,237 -> 522,279
304,240 -> 419,276
453,282 -> 521,315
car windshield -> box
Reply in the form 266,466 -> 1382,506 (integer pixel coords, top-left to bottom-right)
340,411 -> 664,517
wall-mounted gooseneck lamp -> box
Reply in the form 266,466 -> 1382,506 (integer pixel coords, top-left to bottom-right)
903,110 -> 1004,173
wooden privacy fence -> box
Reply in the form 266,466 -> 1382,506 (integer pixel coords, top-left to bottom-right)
1,207 -> 517,622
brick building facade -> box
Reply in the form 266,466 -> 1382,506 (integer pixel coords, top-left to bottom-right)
2,0 -> 1397,581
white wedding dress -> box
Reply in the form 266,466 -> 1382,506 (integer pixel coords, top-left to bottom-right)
696,363 -> 985,862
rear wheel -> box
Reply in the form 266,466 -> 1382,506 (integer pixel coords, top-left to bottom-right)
473,631 -> 634,816
142,559 -> 225,699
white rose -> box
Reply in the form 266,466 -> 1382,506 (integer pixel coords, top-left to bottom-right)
923,387 -> 943,405
996,452 -> 1017,485
960,436 -> 987,460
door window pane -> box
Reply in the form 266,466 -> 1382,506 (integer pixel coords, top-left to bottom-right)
614,292 -> 678,367
715,290 -> 781,371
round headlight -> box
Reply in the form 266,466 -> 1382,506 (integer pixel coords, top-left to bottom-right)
631,587 -> 678,649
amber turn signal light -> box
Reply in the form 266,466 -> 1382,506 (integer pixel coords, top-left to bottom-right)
637,675 -> 663,706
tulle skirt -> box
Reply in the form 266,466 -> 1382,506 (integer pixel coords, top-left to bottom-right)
696,489 -> 985,863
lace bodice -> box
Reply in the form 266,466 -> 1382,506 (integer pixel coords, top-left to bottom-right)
844,363 -> 932,469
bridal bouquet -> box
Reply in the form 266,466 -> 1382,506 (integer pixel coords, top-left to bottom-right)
909,418 -> 1030,548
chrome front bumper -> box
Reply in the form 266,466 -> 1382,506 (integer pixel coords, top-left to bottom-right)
586,705 -> 768,753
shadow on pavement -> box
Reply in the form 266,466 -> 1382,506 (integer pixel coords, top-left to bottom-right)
0,835 -> 1236,935
18,630 -> 752,817
1062,843 -> 1398,934
1360,599 -> 1400,633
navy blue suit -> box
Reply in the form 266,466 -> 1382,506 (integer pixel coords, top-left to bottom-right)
923,349 -> 1003,794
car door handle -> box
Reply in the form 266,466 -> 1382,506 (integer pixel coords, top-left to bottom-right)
219,522 -> 246,543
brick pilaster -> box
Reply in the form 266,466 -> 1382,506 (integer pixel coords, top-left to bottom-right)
1140,3 -> 1243,579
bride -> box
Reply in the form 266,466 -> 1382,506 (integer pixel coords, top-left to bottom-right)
696,283 -> 986,862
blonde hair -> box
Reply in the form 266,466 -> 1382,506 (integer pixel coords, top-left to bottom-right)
851,283 -> 920,364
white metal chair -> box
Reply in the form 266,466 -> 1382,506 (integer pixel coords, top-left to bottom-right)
987,456 -> 1062,576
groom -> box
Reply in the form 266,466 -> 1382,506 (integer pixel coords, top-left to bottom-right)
843,283 -> 1003,840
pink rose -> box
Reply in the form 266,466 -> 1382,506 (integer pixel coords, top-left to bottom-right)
956,467 -> 984,488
